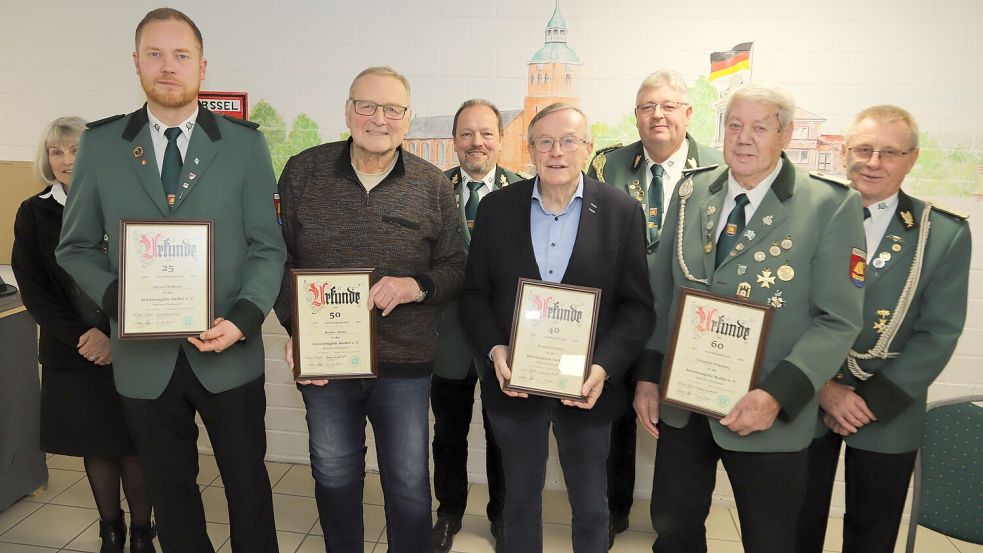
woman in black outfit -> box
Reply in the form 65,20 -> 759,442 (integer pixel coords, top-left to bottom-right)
11,117 -> 156,553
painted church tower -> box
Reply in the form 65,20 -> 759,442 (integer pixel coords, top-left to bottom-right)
517,0 -> 583,169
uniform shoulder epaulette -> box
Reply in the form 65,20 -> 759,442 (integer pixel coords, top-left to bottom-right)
809,171 -> 851,187
516,171 -> 533,180
593,142 -> 624,156
222,115 -> 259,129
85,114 -> 125,129
681,164 -> 719,175
931,203 -> 969,220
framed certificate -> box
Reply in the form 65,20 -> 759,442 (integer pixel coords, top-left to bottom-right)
505,278 -> 602,400
118,220 -> 213,339
290,269 -> 376,380
661,287 -> 772,418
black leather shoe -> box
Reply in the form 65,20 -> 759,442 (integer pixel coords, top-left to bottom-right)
608,514 -> 629,550
490,519 -> 505,553
432,516 -> 462,553
130,523 -> 157,553
98,518 -> 126,553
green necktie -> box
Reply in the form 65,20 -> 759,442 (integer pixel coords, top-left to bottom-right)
716,193 -> 749,267
465,179 -> 482,234
863,207 -> 871,220
648,163 -> 665,241
161,127 -> 183,206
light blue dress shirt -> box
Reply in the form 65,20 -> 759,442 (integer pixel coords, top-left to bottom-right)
530,175 -> 584,283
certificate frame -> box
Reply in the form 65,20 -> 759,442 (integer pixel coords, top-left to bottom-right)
505,278 -> 602,401
661,287 -> 772,418
118,219 -> 214,340
290,268 -> 377,380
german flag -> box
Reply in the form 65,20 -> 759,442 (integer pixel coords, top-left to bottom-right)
709,42 -> 753,81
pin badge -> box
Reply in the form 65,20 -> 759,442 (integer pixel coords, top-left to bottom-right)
194,158 -> 200,165
706,221 -> 714,230
754,251 -> 766,262
872,257 -> 885,269
768,290 -> 785,309
737,282 -> 752,298
777,265 -> 795,282
629,180 -> 639,190
757,268 -> 776,288
707,206 -> 717,216
891,244 -> 901,252
500,174 -> 508,186
769,244 -> 782,257
450,173 -> 459,185
737,264 -> 748,275
141,160 -> 147,166
781,237 -> 793,250
633,154 -> 642,169
133,146 -> 144,157
900,211 -> 914,228
735,243 -> 745,251
704,242 -> 713,254
182,183 -> 189,189
743,229 -> 756,241
188,172 -> 196,180
762,215 -> 774,226
879,251 -> 891,261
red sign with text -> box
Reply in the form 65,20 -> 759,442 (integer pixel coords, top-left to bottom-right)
198,91 -> 248,120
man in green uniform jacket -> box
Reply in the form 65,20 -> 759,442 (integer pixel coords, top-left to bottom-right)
430,99 -> 523,553
633,83 -> 865,553
56,8 -> 286,552
585,69 -> 722,548
797,105 -> 971,553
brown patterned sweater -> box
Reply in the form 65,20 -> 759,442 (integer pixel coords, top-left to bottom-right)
274,139 -> 465,377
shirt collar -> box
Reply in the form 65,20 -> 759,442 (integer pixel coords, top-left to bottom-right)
39,183 -> 67,206
866,192 -> 899,223
726,158 -> 784,211
532,174 -> 585,214
462,168 -> 495,189
147,106 -> 198,140
643,140 -> 688,173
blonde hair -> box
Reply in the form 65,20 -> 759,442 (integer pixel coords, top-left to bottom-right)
848,105 -> 919,149
34,116 -> 86,187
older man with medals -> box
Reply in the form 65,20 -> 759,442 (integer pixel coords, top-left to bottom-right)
796,105 -> 971,553
633,82 -> 866,553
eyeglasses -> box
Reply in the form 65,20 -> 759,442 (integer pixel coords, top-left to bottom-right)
848,146 -> 915,161
349,99 -> 408,120
530,135 -> 591,153
635,101 -> 689,115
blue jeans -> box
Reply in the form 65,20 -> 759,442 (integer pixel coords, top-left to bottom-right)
301,376 -> 431,553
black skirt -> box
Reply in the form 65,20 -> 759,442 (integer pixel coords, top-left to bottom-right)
40,362 -> 137,457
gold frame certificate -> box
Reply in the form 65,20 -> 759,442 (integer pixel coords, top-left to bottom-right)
290,269 -> 376,380
505,278 -> 602,400
118,220 -> 214,340
661,287 -> 773,418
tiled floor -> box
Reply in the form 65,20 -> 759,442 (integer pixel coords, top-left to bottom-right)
0,454 -> 979,552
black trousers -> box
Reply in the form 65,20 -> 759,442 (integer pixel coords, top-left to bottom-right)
796,431 -> 917,553
487,402 -> 611,553
430,368 -> 505,523
607,377 -> 637,519
651,415 -> 807,553
122,349 -> 277,553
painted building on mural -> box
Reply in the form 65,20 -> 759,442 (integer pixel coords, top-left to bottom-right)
404,0 -> 582,174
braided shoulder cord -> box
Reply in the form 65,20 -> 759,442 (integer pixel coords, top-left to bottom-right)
675,177 -> 710,286
847,203 -> 932,380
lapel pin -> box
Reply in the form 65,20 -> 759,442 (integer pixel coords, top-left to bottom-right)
892,244 -> 901,252
781,237 -> 793,250
737,264 -> 747,275
754,251 -> 766,262
900,211 -> 914,228
707,206 -> 717,216
737,282 -> 752,298
762,215 -> 773,226
768,290 -> 785,309
872,257 -> 885,269
194,157 -> 200,165
133,146 -> 144,157
769,244 -> 782,257
757,268 -> 776,288
188,172 -> 196,180
743,229 -> 756,240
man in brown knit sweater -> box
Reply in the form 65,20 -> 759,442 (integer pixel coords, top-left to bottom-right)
273,66 -> 465,553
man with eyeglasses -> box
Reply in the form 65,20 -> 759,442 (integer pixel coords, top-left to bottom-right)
430,99 -> 523,553
273,66 -> 465,553
633,82 -> 866,553
796,105 -> 970,553
585,70 -> 722,549
460,103 -> 654,552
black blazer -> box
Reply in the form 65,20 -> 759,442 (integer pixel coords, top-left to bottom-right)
11,187 -> 108,368
460,175 -> 655,424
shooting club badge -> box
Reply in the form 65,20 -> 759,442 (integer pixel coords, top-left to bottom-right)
849,248 -> 866,288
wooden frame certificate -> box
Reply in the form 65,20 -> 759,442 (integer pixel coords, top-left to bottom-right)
662,287 -> 772,418
119,220 -> 213,339
506,279 -> 601,400
291,269 -> 376,380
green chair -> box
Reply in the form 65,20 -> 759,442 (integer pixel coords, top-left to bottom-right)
904,395 -> 983,553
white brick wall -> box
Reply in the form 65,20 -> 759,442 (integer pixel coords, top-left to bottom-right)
4,0 -> 982,518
